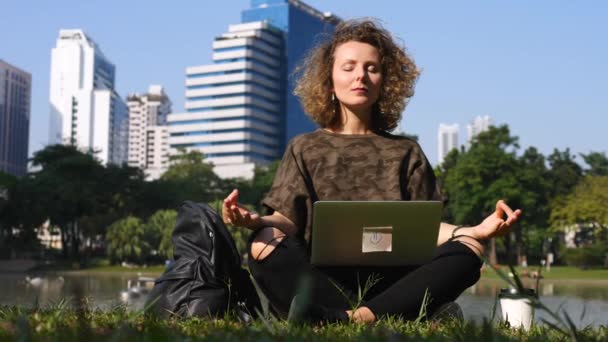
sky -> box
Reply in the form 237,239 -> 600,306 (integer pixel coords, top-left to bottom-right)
1,0 -> 606,166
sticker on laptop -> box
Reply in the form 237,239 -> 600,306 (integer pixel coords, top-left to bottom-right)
362,226 -> 393,253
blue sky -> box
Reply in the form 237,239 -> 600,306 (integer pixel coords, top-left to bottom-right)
1,0 -> 606,166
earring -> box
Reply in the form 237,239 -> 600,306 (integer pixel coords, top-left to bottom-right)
331,93 -> 336,115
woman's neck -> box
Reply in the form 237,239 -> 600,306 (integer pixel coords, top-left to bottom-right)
330,104 -> 373,135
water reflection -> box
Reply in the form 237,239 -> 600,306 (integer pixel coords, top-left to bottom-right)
466,278 -> 608,301
0,273 -> 606,326
458,278 -> 608,328
0,273 -> 142,310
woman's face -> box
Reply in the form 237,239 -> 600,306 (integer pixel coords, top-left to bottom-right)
331,41 -> 382,114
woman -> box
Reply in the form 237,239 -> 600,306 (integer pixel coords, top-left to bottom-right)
222,19 -> 521,323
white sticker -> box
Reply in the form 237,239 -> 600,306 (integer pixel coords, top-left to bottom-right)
362,226 -> 393,253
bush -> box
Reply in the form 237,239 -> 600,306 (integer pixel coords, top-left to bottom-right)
105,216 -> 149,264
561,245 -> 606,268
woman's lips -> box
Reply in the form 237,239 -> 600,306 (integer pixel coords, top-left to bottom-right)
351,88 -> 368,94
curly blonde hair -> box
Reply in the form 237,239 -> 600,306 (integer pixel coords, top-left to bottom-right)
294,19 -> 420,132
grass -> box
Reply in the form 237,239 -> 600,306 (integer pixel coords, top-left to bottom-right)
480,266 -> 608,281
0,305 -> 606,341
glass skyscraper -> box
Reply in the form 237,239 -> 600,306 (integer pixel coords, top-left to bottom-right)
168,0 -> 340,179
0,59 -> 31,177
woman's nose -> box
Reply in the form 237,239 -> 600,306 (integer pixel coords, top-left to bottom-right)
354,66 -> 366,80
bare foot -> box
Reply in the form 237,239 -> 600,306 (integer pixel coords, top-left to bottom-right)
346,306 -> 376,323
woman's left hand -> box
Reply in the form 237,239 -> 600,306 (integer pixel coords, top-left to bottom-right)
471,200 -> 522,241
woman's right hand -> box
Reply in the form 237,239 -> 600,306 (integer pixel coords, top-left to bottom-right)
222,189 -> 263,230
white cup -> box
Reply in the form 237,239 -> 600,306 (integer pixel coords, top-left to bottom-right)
498,288 -> 536,330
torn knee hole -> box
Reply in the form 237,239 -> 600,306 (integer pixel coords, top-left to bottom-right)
250,231 -> 286,261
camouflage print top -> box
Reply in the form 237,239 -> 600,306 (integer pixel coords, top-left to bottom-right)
263,129 -> 442,244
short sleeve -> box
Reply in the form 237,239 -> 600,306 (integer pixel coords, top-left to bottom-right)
404,145 -> 442,201
262,139 -> 312,238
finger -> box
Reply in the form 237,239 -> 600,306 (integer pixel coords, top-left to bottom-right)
221,205 -> 231,223
232,205 -> 245,224
496,200 -> 518,223
225,189 -> 239,204
505,209 -> 522,225
495,200 -> 506,218
227,204 -> 239,224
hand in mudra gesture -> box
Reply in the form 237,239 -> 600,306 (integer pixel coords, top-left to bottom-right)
471,200 -> 522,241
222,189 -> 262,230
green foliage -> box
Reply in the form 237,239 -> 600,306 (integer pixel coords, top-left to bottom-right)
440,126 -> 559,264
162,149 -> 222,203
561,245 -> 607,268
147,209 -> 178,259
550,176 -> 608,236
105,216 -> 149,264
547,148 -> 583,199
443,125 -> 521,225
581,151 -> 608,176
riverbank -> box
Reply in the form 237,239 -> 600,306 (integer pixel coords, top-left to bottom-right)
480,265 -> 608,281
12,259 -> 608,281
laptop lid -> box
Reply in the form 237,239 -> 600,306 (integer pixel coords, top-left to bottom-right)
310,201 -> 442,266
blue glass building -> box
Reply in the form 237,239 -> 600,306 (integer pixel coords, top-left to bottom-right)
243,0 -> 339,151
168,0 -> 340,179
0,60 -> 31,177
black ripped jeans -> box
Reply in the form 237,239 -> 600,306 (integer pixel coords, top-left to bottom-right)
247,233 -> 482,322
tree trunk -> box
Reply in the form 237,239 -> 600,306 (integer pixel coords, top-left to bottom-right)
71,221 -> 80,260
489,238 -> 497,265
60,225 -> 69,259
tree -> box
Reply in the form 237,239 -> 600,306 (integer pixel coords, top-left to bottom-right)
581,151 -> 608,176
516,147 -> 551,260
547,148 -> 583,199
443,125 -> 522,264
29,145 -> 105,258
0,172 -> 44,257
161,149 -> 222,202
105,216 -> 149,264
435,148 -> 461,222
146,209 -> 177,259
550,175 -> 608,241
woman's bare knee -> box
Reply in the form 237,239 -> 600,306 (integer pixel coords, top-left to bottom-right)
250,227 -> 286,261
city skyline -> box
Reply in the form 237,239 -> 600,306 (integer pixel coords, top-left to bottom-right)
1,0 -> 606,169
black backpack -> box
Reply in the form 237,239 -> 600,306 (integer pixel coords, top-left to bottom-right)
145,201 -> 260,318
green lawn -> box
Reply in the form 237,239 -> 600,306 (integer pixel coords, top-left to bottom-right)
480,265 -> 608,281
0,306 -> 605,341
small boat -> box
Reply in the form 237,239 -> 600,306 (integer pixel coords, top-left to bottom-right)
119,276 -> 156,304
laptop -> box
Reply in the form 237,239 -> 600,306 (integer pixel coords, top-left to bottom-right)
310,201 -> 442,266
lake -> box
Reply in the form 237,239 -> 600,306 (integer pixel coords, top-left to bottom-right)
1,272 -> 606,327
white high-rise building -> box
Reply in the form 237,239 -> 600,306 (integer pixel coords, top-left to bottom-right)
127,85 -> 171,180
437,123 -> 459,165
167,21 -> 283,179
467,115 -> 492,146
49,29 -> 128,165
